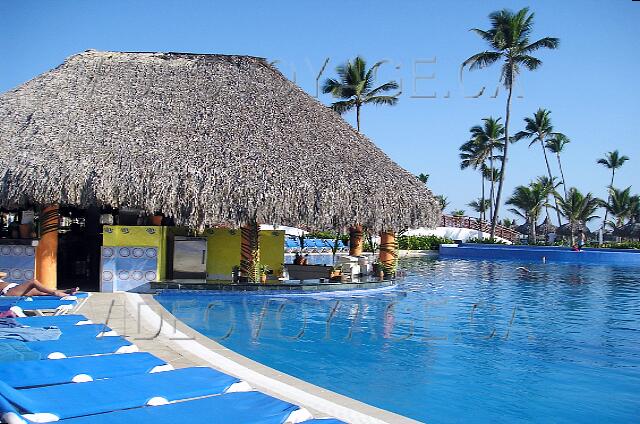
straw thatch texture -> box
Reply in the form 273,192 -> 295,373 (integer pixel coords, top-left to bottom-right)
0,50 -> 440,231
556,222 -> 591,236
536,216 -> 557,235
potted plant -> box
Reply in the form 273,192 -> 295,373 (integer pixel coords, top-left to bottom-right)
372,260 -> 384,279
259,264 -> 271,283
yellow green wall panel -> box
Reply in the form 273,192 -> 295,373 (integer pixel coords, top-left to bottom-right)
204,228 -> 241,280
259,230 -> 285,277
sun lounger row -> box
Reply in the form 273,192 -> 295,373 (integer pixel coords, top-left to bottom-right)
285,239 -> 347,253
0,306 -> 347,423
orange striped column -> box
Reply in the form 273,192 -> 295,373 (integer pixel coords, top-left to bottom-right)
378,231 -> 397,277
349,225 -> 363,257
35,205 -> 59,289
240,221 -> 259,282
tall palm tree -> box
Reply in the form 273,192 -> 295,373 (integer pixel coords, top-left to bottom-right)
460,118 -> 504,221
468,198 -> 491,221
436,195 -> 450,211
506,181 -> 550,241
322,56 -> 399,132
470,117 -> 505,222
459,138 -> 489,220
536,175 -> 560,226
602,187 -> 636,229
554,188 -> 600,244
515,109 -> 563,225
462,7 -> 559,238
597,150 -> 630,230
417,173 -> 430,184
545,133 -> 570,198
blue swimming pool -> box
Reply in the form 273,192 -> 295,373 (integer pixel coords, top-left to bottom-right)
156,257 -> 640,423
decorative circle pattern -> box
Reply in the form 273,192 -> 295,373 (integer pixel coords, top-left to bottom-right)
145,248 -> 157,258
24,270 -> 34,280
11,246 -> 24,256
25,247 -> 35,256
132,271 -> 144,280
118,270 -> 130,280
10,269 -> 23,280
145,271 -> 157,281
1,247 -> 11,255
103,247 -> 115,258
119,247 -> 131,258
132,248 -> 144,258
102,270 -> 113,281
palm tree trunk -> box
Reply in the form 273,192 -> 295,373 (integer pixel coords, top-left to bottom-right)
481,174 -> 486,221
557,153 -> 567,199
541,140 -> 562,226
489,150 -> 495,224
603,170 -> 615,230
491,71 -> 513,239
356,103 -> 361,132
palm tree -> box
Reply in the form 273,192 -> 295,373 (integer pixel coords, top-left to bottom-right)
554,188 -> 600,244
462,7 -> 559,238
468,198 -> 491,221
536,175 -> 561,226
435,195 -> 450,211
471,117 -> 505,222
602,187 -> 636,229
597,150 -> 630,230
506,181 -> 550,241
545,133 -> 570,198
417,173 -> 430,184
459,137 -> 489,220
451,209 -> 466,217
460,118 -> 504,221
515,109 -> 563,225
322,56 -> 400,132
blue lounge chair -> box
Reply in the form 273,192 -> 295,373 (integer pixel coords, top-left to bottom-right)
14,315 -> 92,327
1,298 -> 78,317
3,391 -> 310,424
0,367 -> 247,422
19,335 -> 137,359
0,352 -> 171,388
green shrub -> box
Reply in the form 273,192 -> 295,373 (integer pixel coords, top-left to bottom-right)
598,241 -> 640,250
397,235 -> 453,250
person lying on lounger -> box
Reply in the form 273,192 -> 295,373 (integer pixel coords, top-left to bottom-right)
0,272 -> 78,297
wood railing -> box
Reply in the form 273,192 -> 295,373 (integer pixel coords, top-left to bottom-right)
441,215 -> 520,242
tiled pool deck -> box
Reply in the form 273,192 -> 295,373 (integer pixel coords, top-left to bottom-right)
77,292 -> 421,424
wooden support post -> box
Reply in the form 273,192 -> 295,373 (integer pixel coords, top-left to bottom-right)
35,205 -> 59,289
349,225 -> 363,257
240,221 -> 259,282
379,231 -> 397,277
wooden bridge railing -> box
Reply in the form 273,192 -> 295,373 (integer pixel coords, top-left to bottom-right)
441,215 -> 520,242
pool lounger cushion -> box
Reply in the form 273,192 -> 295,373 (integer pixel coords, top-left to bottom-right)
11,391 -> 310,424
0,352 -> 171,388
20,335 -> 137,359
14,315 -> 92,326
0,367 -> 247,422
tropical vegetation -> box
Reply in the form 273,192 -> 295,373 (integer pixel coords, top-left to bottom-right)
462,7 -> 559,238
322,56 -> 400,132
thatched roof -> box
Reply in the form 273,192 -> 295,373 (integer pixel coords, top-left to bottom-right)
556,222 -> 591,236
515,222 -> 531,235
536,216 -> 557,234
613,222 -> 640,238
0,50 -> 440,231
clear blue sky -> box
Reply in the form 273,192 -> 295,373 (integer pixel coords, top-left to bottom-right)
1,0 -> 638,224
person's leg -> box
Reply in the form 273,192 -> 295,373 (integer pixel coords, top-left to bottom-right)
5,279 -> 77,297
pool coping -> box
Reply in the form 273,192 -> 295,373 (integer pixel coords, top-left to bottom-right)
79,292 -> 422,424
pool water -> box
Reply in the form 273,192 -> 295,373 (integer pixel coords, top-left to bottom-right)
156,257 -> 640,423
